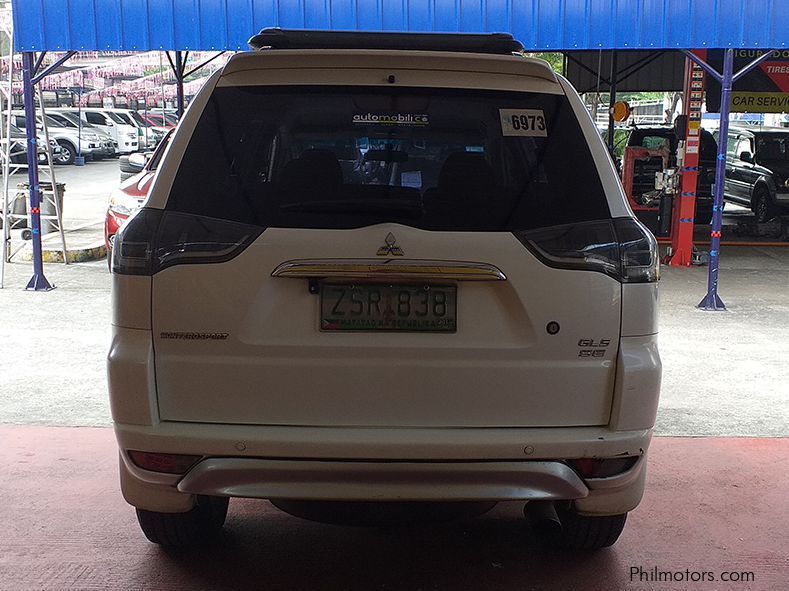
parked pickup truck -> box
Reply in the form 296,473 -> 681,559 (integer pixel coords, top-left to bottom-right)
720,125 -> 789,222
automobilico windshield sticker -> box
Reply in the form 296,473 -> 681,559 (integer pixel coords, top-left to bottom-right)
353,113 -> 429,126
499,109 -> 548,137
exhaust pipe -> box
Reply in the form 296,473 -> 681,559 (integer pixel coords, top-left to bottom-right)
524,501 -> 562,538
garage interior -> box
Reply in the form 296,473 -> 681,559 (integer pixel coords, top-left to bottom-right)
1,1 -> 787,589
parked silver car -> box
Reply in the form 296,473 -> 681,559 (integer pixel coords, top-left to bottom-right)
46,111 -> 118,158
10,111 -> 105,164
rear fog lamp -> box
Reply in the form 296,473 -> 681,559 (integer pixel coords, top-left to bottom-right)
568,456 -> 639,479
128,450 -> 201,474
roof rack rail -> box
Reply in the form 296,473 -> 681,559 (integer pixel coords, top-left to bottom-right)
248,29 -> 524,55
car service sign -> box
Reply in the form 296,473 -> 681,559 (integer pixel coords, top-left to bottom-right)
707,50 -> 789,113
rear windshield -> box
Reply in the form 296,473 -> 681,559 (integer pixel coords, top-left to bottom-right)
167,86 -> 609,231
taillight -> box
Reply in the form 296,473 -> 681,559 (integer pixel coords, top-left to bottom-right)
613,218 -> 660,283
112,208 -> 264,275
514,218 -> 658,283
112,208 -> 161,275
128,450 -> 201,474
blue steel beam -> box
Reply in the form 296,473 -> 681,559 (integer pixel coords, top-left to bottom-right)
698,49 -> 733,311
184,52 -> 226,78
681,50 -> 723,83
732,50 -> 777,84
21,53 -> 54,292
32,51 -> 47,76
690,47 -> 777,311
31,51 -> 77,86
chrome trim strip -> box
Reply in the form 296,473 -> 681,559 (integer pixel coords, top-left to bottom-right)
271,259 -> 506,281
178,459 -> 588,501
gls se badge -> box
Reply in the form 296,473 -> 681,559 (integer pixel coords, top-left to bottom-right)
578,338 -> 611,358
377,232 -> 404,256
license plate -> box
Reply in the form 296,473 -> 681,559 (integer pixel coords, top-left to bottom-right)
320,283 -> 457,332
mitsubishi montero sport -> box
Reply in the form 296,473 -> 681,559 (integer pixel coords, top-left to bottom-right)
108,30 -> 661,550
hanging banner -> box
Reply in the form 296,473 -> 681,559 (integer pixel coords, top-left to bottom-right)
706,50 -> 789,113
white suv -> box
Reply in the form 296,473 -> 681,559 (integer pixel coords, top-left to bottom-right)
109,30 -> 661,550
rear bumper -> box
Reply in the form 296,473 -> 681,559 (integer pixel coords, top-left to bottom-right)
115,421 -> 651,514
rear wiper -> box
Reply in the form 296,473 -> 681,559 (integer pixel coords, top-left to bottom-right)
280,199 -> 423,218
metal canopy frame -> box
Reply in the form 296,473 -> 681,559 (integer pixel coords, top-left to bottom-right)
566,51 -> 669,95
165,51 -> 226,118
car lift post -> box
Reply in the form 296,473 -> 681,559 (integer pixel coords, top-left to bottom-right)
681,48 -> 775,310
667,52 -> 705,268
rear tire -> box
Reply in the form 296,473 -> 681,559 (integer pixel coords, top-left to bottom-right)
552,504 -> 627,550
118,155 -> 138,181
752,188 -> 776,223
135,495 -> 229,546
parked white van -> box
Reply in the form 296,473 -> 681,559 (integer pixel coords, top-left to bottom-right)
103,108 -> 161,149
109,30 -> 661,550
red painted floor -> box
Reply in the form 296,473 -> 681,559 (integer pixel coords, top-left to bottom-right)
1,426 -> 787,591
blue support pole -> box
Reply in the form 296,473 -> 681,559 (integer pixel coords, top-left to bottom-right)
21,52 -> 54,291
698,49 -> 734,311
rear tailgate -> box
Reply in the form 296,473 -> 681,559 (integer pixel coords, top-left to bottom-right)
152,224 -> 619,427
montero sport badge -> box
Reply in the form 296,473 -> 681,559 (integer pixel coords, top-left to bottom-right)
377,232 -> 404,257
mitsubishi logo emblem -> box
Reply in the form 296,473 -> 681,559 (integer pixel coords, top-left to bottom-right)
377,232 -> 404,256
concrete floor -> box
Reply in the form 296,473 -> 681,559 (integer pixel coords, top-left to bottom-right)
1,426 -> 787,591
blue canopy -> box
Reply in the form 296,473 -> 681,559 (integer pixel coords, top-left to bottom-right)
13,0 -> 788,53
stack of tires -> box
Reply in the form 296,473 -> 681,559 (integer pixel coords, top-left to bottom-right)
119,155 -> 139,181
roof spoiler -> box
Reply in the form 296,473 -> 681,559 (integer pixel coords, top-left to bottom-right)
248,28 -> 524,55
